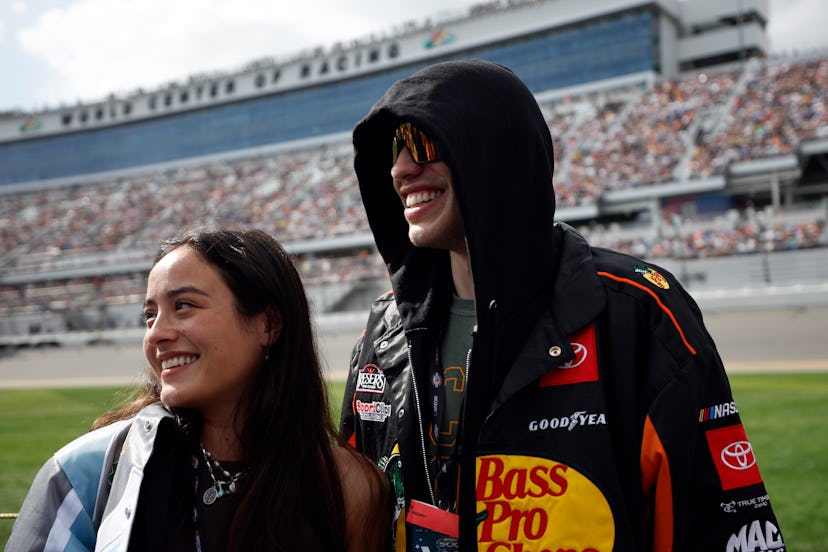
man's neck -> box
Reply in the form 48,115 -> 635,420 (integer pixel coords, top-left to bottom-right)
450,249 -> 475,300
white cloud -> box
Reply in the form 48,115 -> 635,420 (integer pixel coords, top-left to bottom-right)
15,0 -> 417,103
6,0 -> 828,110
768,0 -> 828,53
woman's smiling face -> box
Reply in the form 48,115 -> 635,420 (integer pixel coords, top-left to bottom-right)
142,245 -> 269,418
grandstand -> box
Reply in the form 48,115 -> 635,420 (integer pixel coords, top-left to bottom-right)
1,0 -> 827,347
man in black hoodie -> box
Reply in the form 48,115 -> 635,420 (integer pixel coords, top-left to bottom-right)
341,59 -> 785,552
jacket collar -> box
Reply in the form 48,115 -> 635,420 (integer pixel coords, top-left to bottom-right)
495,223 -> 606,407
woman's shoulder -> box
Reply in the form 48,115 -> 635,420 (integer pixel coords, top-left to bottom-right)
332,445 -> 390,551
55,418 -> 132,468
55,402 -> 171,483
56,402 -> 170,463
332,445 -> 384,494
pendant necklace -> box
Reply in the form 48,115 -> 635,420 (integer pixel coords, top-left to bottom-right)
200,444 -> 248,505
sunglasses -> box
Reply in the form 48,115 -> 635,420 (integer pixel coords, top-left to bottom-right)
392,122 -> 441,165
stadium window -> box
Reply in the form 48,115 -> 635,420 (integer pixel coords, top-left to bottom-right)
123,102 -> 132,115
368,49 -> 380,62
80,111 -> 88,123
301,64 -> 311,78
272,69 -> 281,83
164,94 -> 172,106
336,56 -> 347,71
148,96 -> 157,110
61,113 -> 72,126
225,80 -> 235,94
95,107 -> 104,120
196,86 -> 203,99
388,43 -> 399,58
255,74 -> 265,88
210,84 -> 218,97
320,60 -> 330,74
354,52 -> 362,67
180,91 -> 189,103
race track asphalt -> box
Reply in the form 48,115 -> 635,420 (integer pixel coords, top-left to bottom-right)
1,306 -> 826,389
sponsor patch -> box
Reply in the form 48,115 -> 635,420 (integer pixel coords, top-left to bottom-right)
528,410 -> 607,432
706,424 -> 764,491
378,445 -> 405,523
540,323 -> 599,387
355,399 -> 392,422
634,265 -> 670,289
699,400 -> 739,422
432,371 -> 442,388
720,494 -> 771,514
356,364 -> 386,394
726,519 -> 784,552
476,455 -> 614,550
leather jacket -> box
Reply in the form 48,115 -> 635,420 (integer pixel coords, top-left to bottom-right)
342,59 -> 784,552
341,224 -> 785,551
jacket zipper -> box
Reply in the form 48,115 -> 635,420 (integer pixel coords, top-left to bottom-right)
462,324 -> 478,431
408,341 -> 437,506
464,330 -> 474,392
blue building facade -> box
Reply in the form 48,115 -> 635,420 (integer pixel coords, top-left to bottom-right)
0,10 -> 655,185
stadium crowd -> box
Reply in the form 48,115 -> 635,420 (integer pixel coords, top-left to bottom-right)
1,53 -> 827,323
690,56 -> 828,176
552,67 -> 741,202
581,205 -> 827,259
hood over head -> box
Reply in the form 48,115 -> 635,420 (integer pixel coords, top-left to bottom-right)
353,59 -> 558,341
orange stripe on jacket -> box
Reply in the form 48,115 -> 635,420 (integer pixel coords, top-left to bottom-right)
598,271 -> 697,355
641,415 -> 674,551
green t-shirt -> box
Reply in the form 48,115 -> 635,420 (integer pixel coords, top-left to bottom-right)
429,295 -> 475,507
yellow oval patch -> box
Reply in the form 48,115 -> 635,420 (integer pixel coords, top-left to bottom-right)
476,455 -> 614,551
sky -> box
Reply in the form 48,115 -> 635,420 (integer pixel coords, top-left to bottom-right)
1,0 -> 826,113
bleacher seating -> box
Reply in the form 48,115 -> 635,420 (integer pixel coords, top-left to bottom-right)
1,53 -> 827,331
578,204 -> 827,260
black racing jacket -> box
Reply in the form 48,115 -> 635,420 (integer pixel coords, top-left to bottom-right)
341,223 -> 785,552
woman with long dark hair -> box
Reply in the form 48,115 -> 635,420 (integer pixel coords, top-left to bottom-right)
8,228 -> 389,551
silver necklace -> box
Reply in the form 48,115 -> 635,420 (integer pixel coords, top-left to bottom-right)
200,444 -> 248,505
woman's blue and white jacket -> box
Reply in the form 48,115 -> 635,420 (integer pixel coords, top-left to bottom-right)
5,403 -> 173,552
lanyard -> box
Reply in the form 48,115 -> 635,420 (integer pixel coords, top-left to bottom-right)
428,347 -> 468,512
191,454 -> 205,552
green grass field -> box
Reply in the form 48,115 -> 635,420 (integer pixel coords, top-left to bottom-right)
2,374 -> 826,549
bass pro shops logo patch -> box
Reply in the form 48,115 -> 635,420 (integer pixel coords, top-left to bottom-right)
476,455 -> 614,551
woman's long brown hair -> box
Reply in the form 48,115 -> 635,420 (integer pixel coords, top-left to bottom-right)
93,228 -> 386,551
